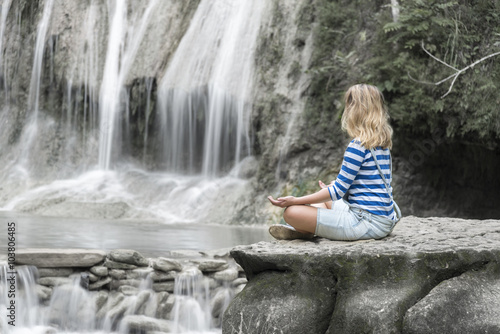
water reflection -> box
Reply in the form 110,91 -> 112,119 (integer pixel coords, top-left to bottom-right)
0,211 -> 272,257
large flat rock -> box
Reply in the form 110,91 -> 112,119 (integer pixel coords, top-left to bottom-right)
223,216 -> 500,334
16,249 -> 107,268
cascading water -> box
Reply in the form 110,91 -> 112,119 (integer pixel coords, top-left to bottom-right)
0,264 -> 233,334
0,0 -> 274,332
157,0 -> 265,176
0,0 -> 268,223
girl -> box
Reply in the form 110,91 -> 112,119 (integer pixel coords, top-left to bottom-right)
268,84 -> 401,240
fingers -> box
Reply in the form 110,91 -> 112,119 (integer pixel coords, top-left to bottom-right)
267,196 -> 286,208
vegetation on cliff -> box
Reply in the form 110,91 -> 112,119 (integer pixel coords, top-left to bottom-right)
299,0 -> 500,218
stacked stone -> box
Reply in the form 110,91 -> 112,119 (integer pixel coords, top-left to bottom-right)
16,248 -> 247,332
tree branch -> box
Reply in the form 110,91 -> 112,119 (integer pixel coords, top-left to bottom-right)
417,41 -> 500,98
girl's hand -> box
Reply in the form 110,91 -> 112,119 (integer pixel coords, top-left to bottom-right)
267,195 -> 296,208
319,180 -> 333,189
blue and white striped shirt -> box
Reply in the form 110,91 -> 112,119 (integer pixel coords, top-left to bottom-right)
327,139 -> 396,221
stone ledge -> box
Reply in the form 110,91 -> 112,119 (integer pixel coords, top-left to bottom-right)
223,216 -> 500,334
16,249 -> 107,268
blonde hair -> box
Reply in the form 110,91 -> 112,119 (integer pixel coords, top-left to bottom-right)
341,84 -> 393,149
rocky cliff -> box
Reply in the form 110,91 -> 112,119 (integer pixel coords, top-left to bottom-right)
223,216 -> 500,334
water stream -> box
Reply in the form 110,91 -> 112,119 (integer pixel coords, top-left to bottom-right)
0,0 -> 275,332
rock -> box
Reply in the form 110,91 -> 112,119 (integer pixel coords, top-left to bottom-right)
167,250 -> 202,258
150,271 -> 178,282
94,290 -> 109,312
211,288 -> 233,318
89,277 -> 112,291
127,267 -> 154,279
96,292 -> 124,320
38,268 -> 74,278
223,217 -> 500,334
152,258 -> 183,272
109,269 -> 126,280
403,262 -> 500,333
212,267 -> 238,282
196,259 -> 229,272
109,279 -> 142,290
88,272 -> 99,283
152,282 -> 176,293
232,277 -> 248,286
122,315 -> 173,333
16,249 -> 106,268
103,259 -> 138,270
200,248 -> 233,258
90,266 -> 109,277
233,284 -> 245,294
36,284 -> 53,301
118,285 -> 139,296
108,249 -> 149,267
37,277 -> 73,287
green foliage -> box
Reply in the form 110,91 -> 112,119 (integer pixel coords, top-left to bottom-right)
308,0 -> 500,149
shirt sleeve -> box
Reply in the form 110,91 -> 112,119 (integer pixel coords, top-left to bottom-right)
327,141 -> 366,201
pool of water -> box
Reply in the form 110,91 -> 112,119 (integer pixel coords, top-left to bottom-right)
0,210 -> 272,258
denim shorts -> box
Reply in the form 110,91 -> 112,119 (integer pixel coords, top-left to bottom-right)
315,200 -> 396,241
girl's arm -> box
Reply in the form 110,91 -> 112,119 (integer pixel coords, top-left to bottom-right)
268,188 -> 331,208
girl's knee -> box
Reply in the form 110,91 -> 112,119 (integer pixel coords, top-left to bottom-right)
283,205 -> 300,222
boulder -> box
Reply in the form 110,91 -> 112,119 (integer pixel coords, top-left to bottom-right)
152,258 -> 183,272
90,266 -> 109,277
108,249 -> 149,267
196,259 -> 229,272
403,262 -> 500,334
223,216 -> 500,334
38,268 -> 74,277
212,267 -> 239,282
122,315 -> 173,333
16,249 -> 106,267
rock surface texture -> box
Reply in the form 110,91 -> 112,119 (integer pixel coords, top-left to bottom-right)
223,216 -> 500,334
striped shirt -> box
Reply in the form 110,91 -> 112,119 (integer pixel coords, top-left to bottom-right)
327,139 -> 396,221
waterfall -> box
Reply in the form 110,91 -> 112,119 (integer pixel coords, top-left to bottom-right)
0,0 -> 12,95
171,268 -> 212,332
18,0 -> 55,168
0,264 -> 230,334
98,0 -> 160,170
157,0 -> 265,176
0,0 -> 273,222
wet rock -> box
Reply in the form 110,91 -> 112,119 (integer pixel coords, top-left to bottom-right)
94,290 -> 109,312
200,247 -> 232,258
118,285 -> 139,296
89,277 -> 112,291
232,277 -> 248,286
127,267 -> 154,279
109,269 -> 126,280
103,259 -> 138,270
152,282 -> 176,293
152,257 -> 183,272
109,279 -> 142,290
38,268 -> 74,277
150,270 -> 178,282
36,284 -> 53,302
122,315 -> 173,333
16,249 -> 106,268
88,272 -> 99,283
212,267 -> 238,282
196,259 -> 229,272
90,266 -> 109,277
211,287 -> 233,318
37,277 -> 73,287
108,249 -> 149,267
